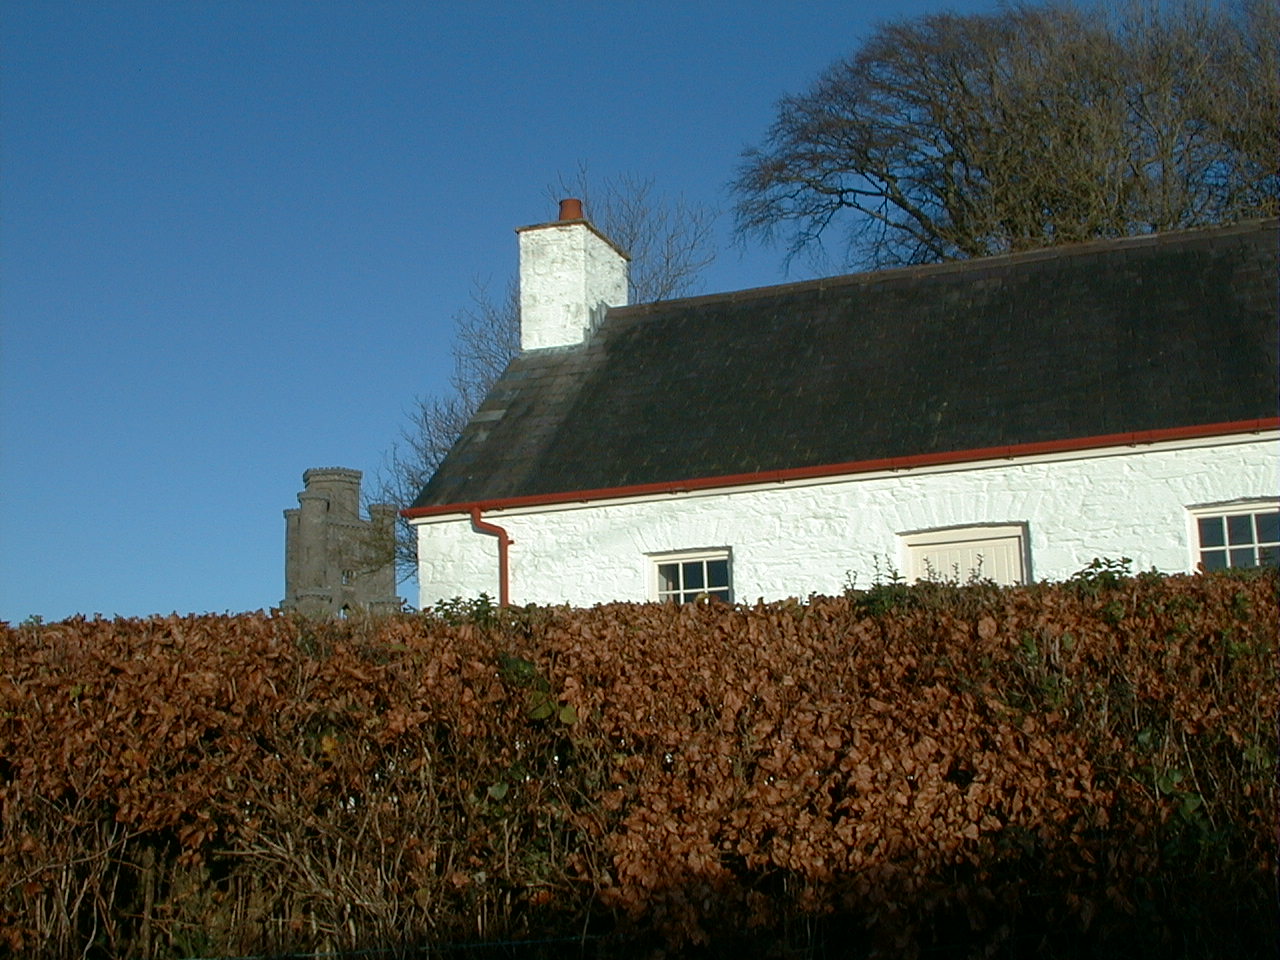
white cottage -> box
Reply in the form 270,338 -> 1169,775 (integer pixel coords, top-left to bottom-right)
404,205 -> 1279,607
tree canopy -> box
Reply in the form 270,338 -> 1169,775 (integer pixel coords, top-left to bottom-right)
733,0 -> 1280,268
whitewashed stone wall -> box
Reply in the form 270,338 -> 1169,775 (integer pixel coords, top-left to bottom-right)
413,434 -> 1278,607
517,221 -> 628,350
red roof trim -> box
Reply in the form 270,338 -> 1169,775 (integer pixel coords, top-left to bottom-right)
401,419 -> 1280,519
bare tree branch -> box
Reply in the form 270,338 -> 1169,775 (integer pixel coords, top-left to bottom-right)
371,174 -> 718,587
551,166 -> 719,303
733,0 -> 1279,268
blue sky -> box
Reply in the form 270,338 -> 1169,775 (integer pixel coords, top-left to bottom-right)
2,0 -> 991,621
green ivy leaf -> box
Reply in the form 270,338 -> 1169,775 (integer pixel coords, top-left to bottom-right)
527,694 -> 554,720
1178,793 -> 1203,820
1156,769 -> 1184,795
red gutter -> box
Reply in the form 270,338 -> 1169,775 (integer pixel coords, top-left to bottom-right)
468,508 -> 512,607
404,418 -> 1278,521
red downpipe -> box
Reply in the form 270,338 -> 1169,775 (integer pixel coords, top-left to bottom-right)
469,507 -> 512,607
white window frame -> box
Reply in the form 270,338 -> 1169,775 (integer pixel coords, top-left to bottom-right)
1187,499 -> 1279,572
648,548 -> 733,604
899,523 -> 1029,585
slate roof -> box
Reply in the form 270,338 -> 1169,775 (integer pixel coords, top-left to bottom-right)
412,218 -> 1279,510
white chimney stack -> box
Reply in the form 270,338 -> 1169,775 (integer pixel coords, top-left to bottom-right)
516,198 -> 629,351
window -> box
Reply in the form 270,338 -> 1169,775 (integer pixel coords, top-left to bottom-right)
901,524 -> 1028,586
652,550 -> 732,604
1193,503 -> 1279,571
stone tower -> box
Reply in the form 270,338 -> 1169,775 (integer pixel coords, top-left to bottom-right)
282,468 -> 400,617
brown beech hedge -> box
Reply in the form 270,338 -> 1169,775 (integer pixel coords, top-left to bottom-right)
1,569 -> 1276,959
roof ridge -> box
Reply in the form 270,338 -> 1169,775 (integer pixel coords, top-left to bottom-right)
612,217 -> 1280,317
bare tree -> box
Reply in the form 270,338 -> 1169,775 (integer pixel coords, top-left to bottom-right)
374,174 -> 718,583
552,167 -> 719,303
733,0 -> 1279,268
372,280 -> 521,564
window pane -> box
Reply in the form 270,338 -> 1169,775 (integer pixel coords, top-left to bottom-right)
1227,514 -> 1254,546
706,559 -> 729,589
1255,512 -> 1280,545
1198,516 -> 1225,548
653,553 -> 731,604
1258,545 -> 1279,567
1229,547 -> 1256,568
658,563 -> 679,593
1201,549 -> 1227,571
683,561 -> 705,590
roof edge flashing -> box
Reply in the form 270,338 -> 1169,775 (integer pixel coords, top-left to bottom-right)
402,419 -> 1280,520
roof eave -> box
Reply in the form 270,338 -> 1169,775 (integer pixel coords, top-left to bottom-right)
401,418 -> 1280,519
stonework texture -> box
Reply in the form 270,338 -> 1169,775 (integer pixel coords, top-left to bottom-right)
283,468 -> 400,616
517,218 -> 628,350
412,435 -> 1278,608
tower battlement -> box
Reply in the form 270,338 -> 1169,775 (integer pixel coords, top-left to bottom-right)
282,468 -> 400,617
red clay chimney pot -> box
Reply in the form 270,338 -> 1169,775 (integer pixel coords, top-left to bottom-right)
558,198 -> 584,221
